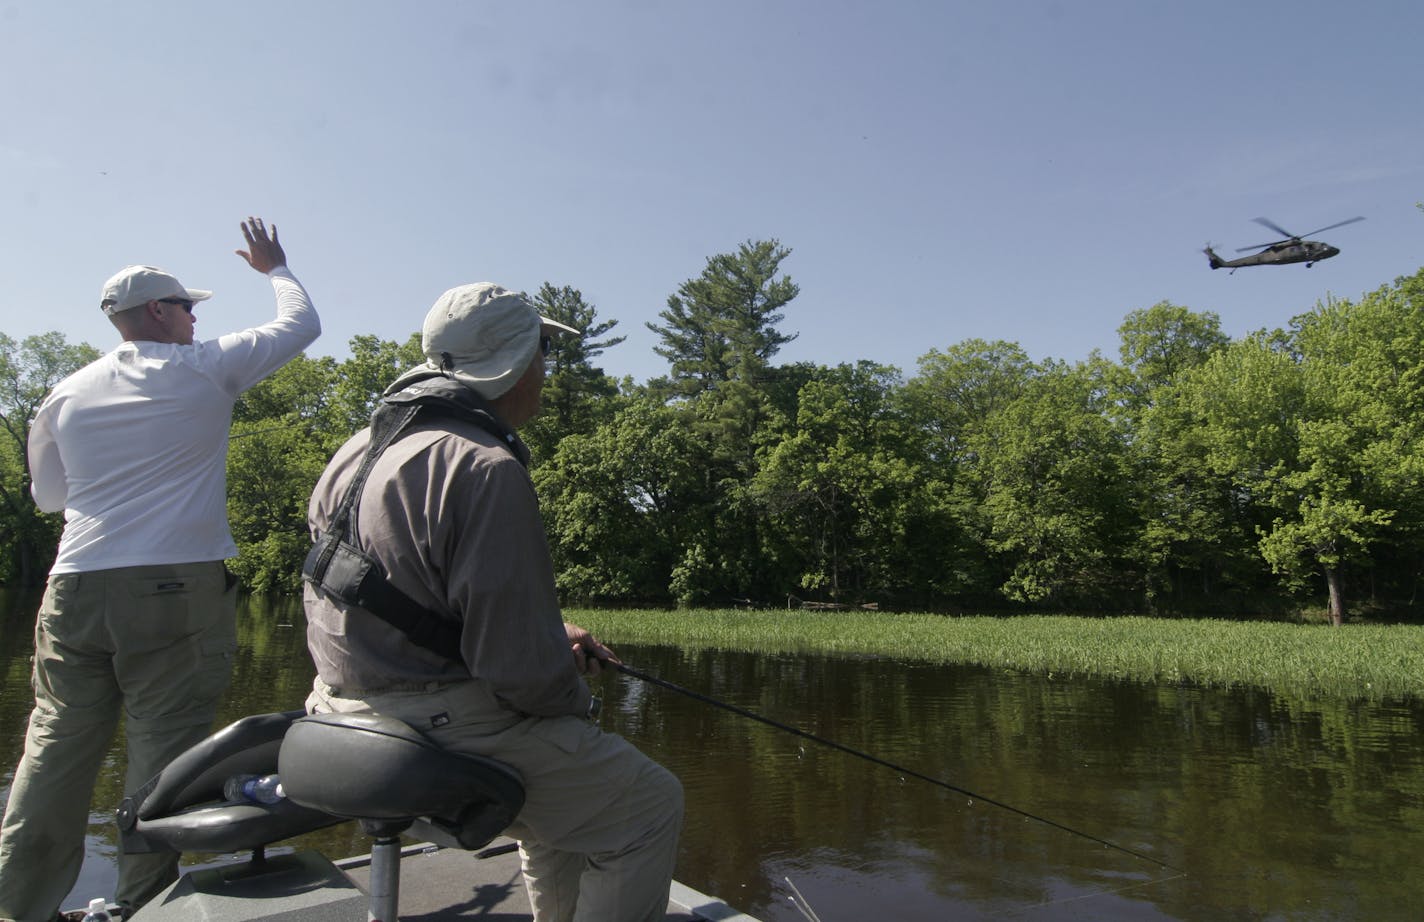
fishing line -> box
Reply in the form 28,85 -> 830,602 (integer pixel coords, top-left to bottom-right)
783,876 -> 824,922
614,661 -> 1184,876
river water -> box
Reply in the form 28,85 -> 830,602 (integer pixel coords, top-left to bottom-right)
3,590 -> 1423,920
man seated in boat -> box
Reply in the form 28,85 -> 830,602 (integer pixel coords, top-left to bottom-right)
301,282 -> 684,922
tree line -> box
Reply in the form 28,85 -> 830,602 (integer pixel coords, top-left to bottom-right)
5,243 -> 1424,624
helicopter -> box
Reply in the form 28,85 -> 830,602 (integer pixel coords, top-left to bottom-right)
1204,216 -> 1364,272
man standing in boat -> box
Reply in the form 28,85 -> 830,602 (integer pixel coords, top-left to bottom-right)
0,218 -> 322,922
301,282 -> 683,922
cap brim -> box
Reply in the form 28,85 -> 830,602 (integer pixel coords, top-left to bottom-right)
540,316 -> 580,336
186,288 -> 214,302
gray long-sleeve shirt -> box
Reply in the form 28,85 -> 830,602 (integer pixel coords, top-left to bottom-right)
303,416 -> 591,718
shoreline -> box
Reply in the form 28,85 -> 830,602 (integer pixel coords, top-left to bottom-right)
569,608 -> 1424,702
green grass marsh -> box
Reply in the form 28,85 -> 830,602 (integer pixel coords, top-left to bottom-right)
569,609 -> 1424,702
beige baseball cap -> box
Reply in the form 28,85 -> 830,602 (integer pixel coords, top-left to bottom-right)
100,265 -> 213,316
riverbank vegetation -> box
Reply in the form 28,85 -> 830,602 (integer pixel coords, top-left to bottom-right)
5,241 -> 1424,625
572,608 -> 1424,702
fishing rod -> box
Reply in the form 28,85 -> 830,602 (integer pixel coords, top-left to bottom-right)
613,661 -> 1184,875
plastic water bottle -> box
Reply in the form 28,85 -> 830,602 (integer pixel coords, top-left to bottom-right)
81,897 -> 113,921
223,773 -> 286,804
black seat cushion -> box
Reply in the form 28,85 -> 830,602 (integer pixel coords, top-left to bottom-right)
279,712 -> 525,849
118,711 -> 345,855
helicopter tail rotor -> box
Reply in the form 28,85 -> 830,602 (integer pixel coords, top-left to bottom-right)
1203,245 -> 1225,270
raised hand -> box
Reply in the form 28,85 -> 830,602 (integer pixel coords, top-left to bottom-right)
235,217 -> 288,273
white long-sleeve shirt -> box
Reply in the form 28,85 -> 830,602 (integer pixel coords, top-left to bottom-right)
28,267 -> 320,574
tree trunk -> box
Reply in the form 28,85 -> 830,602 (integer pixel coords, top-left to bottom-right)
1325,566 -> 1345,627
17,535 -> 44,588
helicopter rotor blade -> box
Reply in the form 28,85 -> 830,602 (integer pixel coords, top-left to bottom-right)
1251,217 -> 1294,239
1235,241 -> 1280,253
1297,216 -> 1365,237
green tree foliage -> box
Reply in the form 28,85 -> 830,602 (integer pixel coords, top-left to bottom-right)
535,261 -> 1424,619
524,284 -> 626,463
225,292 -> 633,592
635,240 -> 803,605
0,332 -> 101,585
753,362 -> 931,603
13,243 -> 1424,625
1174,336 -> 1341,615
326,334 -> 423,436
227,355 -> 339,591
1276,279 -> 1424,622
647,239 -> 798,394
973,358 -> 1138,606
898,340 -> 1038,603
1114,305 -> 1248,612
535,395 -> 703,603
1114,301 -> 1230,413
1164,271 -> 1424,625
902,339 -> 1036,466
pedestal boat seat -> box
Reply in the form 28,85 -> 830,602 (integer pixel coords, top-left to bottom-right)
117,710 -> 525,922
277,711 -> 526,921
117,710 -> 346,856
118,710 -> 357,920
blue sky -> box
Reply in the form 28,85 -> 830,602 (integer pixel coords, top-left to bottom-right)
3,1 -> 1421,385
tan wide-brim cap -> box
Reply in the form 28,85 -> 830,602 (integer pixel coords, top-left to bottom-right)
387,282 -> 579,400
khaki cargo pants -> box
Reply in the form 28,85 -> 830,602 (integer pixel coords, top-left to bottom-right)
0,562 -> 237,922
307,676 -> 684,922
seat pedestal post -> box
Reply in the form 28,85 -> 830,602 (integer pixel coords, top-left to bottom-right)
367,834 -> 403,922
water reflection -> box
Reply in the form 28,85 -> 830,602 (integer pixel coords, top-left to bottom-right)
2,591 -> 1423,920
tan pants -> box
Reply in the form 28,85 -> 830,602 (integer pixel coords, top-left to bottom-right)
307,677 -> 684,922
0,562 -> 237,922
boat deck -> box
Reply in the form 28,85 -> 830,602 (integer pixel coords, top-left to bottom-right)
341,839 -> 757,921
125,837 -> 760,921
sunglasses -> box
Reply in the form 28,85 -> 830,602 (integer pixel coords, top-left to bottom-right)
540,335 -> 553,356
158,298 -> 195,314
